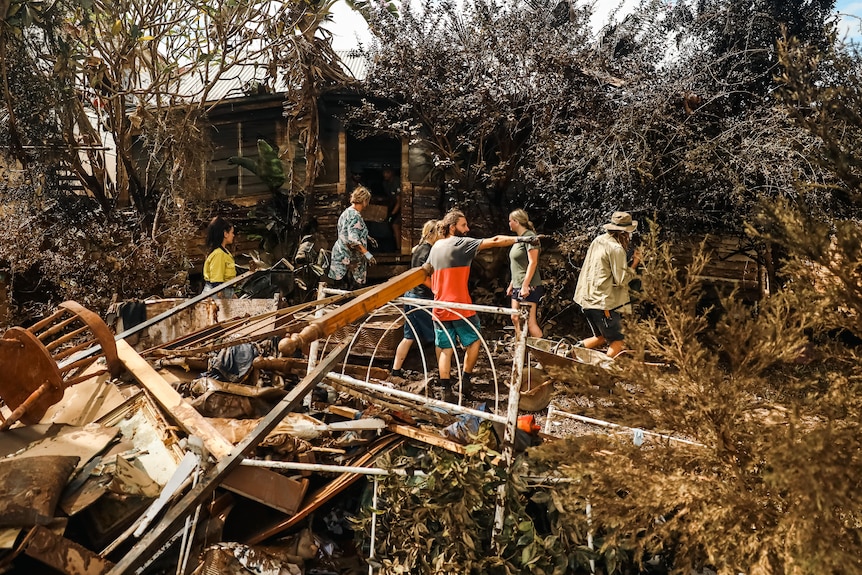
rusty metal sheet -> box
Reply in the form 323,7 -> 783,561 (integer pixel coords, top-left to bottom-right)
0,455 -> 79,527
110,456 -> 160,498
0,423 -> 60,458
22,524 -> 114,575
39,370 -> 126,426
120,296 -> 279,351
526,337 -> 614,386
59,475 -> 111,517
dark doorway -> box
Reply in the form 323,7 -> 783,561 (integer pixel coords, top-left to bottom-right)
347,135 -> 401,253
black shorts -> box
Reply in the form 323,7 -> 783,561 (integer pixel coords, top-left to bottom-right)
583,308 -> 624,342
512,285 -> 544,305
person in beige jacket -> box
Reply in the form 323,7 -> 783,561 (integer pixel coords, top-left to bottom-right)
573,211 -> 641,358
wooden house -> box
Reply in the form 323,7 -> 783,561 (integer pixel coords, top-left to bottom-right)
197,58 -> 442,280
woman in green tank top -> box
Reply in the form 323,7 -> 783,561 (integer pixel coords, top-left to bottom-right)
506,209 -> 544,338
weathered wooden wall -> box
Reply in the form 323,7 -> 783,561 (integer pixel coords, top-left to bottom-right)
672,235 -> 765,301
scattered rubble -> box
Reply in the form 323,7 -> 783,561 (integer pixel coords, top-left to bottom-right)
0,269 -> 656,575
0,267 -> 637,574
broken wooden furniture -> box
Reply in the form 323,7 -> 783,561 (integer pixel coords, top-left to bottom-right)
0,301 -> 123,431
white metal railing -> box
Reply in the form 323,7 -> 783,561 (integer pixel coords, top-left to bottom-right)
543,403 -> 706,448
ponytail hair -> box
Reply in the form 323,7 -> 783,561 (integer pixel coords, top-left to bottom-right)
509,209 -> 535,232
421,219 -> 438,243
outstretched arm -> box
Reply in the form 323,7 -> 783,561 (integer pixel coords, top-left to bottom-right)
478,235 -> 539,251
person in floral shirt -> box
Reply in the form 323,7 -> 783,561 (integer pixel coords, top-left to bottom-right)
328,186 -> 376,288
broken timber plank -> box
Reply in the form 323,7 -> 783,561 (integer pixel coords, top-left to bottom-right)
220,466 -> 308,515
116,339 -> 234,460
253,356 -> 390,381
387,423 -> 467,455
106,342 -> 349,575
328,405 -> 466,455
243,434 -> 402,545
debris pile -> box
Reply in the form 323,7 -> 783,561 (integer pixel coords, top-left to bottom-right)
0,267 -> 550,574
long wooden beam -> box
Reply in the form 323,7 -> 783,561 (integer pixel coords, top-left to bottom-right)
277,265 -> 430,356
115,339 -> 234,459
106,342 -> 349,574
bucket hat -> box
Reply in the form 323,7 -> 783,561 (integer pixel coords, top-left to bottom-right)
602,211 -> 638,233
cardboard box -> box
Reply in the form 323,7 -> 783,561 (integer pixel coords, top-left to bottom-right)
362,204 -> 389,223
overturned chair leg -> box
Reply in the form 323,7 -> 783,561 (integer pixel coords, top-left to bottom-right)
0,301 -> 123,430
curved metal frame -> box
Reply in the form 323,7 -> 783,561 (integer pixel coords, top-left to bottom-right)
318,289 -> 509,414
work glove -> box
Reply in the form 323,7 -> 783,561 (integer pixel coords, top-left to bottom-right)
516,235 -> 541,245
364,251 -> 377,266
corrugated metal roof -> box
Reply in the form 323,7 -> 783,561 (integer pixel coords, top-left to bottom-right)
175,62 -> 289,104
175,51 -> 368,104
335,50 -> 368,81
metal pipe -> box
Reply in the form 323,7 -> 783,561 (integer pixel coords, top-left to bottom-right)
322,287 -> 516,316
546,405 -> 706,447
543,404 -> 556,435
368,476 -> 379,575
587,500 -> 595,574
325,372 -> 508,424
493,309 -> 528,548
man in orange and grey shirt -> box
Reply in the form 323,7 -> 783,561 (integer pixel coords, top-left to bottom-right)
427,209 -> 539,403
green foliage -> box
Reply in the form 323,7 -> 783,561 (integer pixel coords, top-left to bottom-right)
228,139 -> 286,192
353,444 -> 595,575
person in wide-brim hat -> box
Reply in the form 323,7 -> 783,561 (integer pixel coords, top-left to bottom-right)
572,211 -> 641,358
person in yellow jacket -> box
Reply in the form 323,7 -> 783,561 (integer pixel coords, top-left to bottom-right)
203,216 -> 237,298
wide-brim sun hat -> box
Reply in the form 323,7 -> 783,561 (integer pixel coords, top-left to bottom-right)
602,211 -> 638,233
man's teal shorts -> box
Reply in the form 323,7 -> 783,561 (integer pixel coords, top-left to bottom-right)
434,315 -> 481,349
